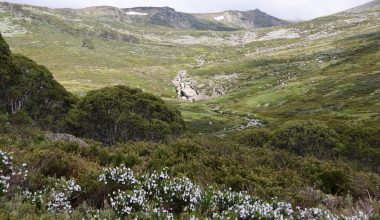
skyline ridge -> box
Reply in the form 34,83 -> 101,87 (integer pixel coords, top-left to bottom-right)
2,0 -> 373,20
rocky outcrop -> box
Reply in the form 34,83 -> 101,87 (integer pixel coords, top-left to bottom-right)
132,7 -> 192,29
223,9 -> 289,28
98,30 -> 139,43
46,133 -> 88,147
173,70 -> 239,101
194,9 -> 289,29
173,70 -> 203,101
228,28 -> 300,45
237,117 -> 264,130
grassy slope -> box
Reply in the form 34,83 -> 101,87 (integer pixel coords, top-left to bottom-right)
5,25 -> 209,97
1,4 -> 379,133
186,14 -> 380,132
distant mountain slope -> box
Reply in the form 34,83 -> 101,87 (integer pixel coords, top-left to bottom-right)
0,2 -> 286,31
344,0 -> 380,13
79,6 -> 132,20
80,6 -> 289,30
122,7 -> 235,30
194,9 -> 290,29
79,6 -> 234,31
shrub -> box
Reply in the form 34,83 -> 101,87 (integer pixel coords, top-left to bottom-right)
66,85 -> 185,144
317,170 -> 349,195
0,150 -> 28,196
0,34 -> 77,130
0,113 -> 9,130
8,111 -> 34,127
11,55 -> 78,130
0,32 -> 11,56
326,120 -> 380,172
24,178 -> 81,214
270,120 -> 341,158
233,128 -> 272,147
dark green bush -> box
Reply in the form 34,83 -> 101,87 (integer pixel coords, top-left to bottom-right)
0,113 -> 9,128
8,110 -> 34,127
0,34 -> 77,131
12,55 -> 78,130
0,32 -> 10,56
328,120 -> 380,172
329,120 -> 380,149
66,85 -> 185,144
233,128 -> 272,147
317,170 -> 348,195
270,120 -> 341,158
0,33 -> 14,113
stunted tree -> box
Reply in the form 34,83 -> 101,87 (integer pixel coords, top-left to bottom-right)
0,33 -> 13,110
0,32 -> 77,130
66,85 -> 185,144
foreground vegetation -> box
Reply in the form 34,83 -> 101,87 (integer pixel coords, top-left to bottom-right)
0,125 -> 379,219
0,148 -> 372,219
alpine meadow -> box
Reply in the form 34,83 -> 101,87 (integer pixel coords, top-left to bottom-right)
0,0 -> 380,219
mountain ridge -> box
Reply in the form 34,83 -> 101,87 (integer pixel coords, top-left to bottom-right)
344,0 -> 380,13
0,2 -> 289,30
193,9 -> 290,28
81,5 -> 290,30
121,6 -> 235,30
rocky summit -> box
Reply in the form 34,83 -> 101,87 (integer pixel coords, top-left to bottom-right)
194,9 -> 290,29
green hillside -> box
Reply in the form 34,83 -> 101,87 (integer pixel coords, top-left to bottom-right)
1,2 -> 379,133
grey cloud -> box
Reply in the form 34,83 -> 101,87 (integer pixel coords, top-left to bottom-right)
3,0 -> 372,20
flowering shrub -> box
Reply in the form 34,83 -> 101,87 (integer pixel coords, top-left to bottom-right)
98,164 -> 139,188
161,177 -> 202,212
98,165 -> 372,219
109,189 -> 147,216
0,150 -> 28,194
47,178 -> 81,213
140,167 -> 170,198
24,178 -> 81,213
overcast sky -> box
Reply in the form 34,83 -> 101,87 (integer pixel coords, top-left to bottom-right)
2,0 -> 372,20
